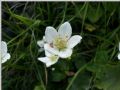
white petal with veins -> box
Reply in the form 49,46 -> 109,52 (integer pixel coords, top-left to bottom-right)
45,50 -> 52,57
44,44 -> 59,55
1,41 -> 7,55
59,48 -> 72,58
45,26 -> 58,43
1,41 -> 10,63
38,55 -> 59,67
2,53 -> 10,63
68,35 -> 82,48
37,40 -> 44,48
58,22 -> 72,39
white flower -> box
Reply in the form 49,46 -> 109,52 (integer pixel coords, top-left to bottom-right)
38,50 -> 59,67
118,42 -> 120,60
1,41 -> 11,63
37,36 -> 46,52
44,22 -> 82,58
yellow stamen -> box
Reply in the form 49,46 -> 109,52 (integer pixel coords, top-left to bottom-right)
53,37 -> 67,50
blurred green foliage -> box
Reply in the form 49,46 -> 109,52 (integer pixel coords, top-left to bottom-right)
2,2 -> 120,90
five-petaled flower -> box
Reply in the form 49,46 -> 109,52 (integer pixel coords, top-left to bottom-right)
44,22 -> 82,58
118,42 -> 120,60
1,41 -> 11,63
38,22 -> 82,67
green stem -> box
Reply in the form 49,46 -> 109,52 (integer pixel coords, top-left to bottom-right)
66,64 -> 88,90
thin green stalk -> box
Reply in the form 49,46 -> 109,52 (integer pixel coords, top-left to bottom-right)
30,30 -> 46,90
81,2 -> 88,35
66,64 -> 88,90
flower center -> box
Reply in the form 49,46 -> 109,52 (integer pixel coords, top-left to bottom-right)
53,37 -> 67,50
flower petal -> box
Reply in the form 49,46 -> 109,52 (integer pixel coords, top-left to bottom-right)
38,48 -> 44,52
38,56 -> 59,67
38,57 -> 50,67
45,26 -> 58,43
58,22 -> 72,39
2,53 -> 10,63
59,48 -> 72,58
44,44 -> 59,55
68,35 -> 82,48
1,41 -> 7,55
43,36 -> 46,42
118,53 -> 120,60
45,50 -> 52,57
37,40 -> 44,48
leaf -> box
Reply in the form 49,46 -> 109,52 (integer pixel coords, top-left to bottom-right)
11,13 -> 41,26
102,2 -> 118,12
50,60 -> 69,82
87,63 -> 102,73
51,71 -> 66,82
87,4 -> 103,23
73,55 -> 87,70
66,65 -> 92,90
78,3 -> 89,20
95,64 -> 120,90
54,60 -> 69,72
86,49 -> 120,90
87,49 -> 109,73
34,85 -> 45,90
94,50 -> 108,64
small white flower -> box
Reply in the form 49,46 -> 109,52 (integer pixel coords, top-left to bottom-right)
118,42 -> 120,60
44,22 -> 82,58
1,41 -> 11,63
37,36 -> 46,52
38,50 -> 59,67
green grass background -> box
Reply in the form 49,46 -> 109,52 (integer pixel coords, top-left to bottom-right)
2,2 -> 120,90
